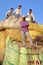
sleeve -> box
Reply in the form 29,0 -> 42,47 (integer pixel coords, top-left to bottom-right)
20,11 -> 22,16
5,10 -> 10,17
13,9 -> 17,15
32,13 -> 35,20
26,12 -> 29,17
5,11 -> 8,17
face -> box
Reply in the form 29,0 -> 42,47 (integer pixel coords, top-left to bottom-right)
29,10 -> 32,14
18,6 -> 21,10
11,9 -> 14,12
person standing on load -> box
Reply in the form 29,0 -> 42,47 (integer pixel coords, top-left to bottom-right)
20,16 -> 34,47
13,5 -> 22,18
5,8 -> 14,19
26,9 -> 36,23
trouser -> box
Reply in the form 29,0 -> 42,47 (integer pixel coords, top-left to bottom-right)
21,31 -> 33,47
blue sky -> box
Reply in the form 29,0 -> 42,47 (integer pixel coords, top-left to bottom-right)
0,0 -> 43,24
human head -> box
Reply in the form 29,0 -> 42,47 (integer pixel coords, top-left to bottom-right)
22,16 -> 26,21
29,9 -> 32,14
10,8 -> 14,12
18,5 -> 22,10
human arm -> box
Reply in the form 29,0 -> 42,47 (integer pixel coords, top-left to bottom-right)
5,10 -> 11,17
20,10 -> 22,16
31,13 -> 35,21
13,9 -> 17,15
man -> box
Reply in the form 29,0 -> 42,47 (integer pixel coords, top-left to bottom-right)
13,5 -> 22,18
5,8 -> 14,19
26,9 -> 37,23
26,9 -> 35,21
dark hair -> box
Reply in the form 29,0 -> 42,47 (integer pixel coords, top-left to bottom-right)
18,5 -> 22,7
10,8 -> 14,10
22,17 -> 26,21
29,9 -> 32,11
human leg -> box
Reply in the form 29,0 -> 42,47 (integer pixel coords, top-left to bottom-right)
26,32 -> 33,45
21,31 -> 26,47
